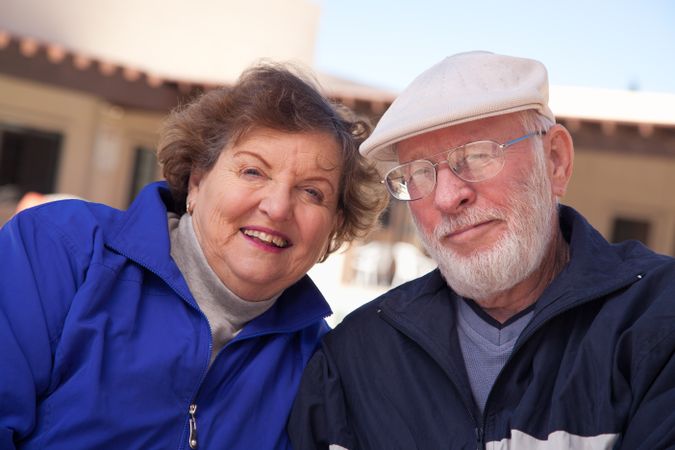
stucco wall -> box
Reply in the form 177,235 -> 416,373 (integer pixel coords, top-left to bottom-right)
0,0 -> 320,84
1,73 -> 164,208
565,149 -> 675,255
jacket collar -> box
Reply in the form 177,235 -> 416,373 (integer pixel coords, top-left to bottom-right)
381,205 -> 646,322
534,205 -> 645,315
106,182 -> 183,281
105,181 -> 331,332
239,275 -> 331,337
373,205 -> 647,398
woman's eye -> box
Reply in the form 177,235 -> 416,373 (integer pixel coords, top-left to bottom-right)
241,167 -> 263,177
303,187 -> 324,202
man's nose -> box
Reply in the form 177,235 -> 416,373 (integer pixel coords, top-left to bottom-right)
432,165 -> 476,214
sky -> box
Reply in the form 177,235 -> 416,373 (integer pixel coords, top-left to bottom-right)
313,0 -> 675,94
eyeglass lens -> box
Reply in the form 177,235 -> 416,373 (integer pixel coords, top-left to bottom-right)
385,141 -> 504,200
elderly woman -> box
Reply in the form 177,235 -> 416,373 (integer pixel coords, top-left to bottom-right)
0,64 -> 387,449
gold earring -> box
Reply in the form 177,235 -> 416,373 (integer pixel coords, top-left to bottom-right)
186,199 -> 192,214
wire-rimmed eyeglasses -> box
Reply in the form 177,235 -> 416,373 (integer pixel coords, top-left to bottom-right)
382,131 -> 546,201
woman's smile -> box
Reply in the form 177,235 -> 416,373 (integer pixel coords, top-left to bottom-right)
188,128 -> 341,301
241,227 -> 292,250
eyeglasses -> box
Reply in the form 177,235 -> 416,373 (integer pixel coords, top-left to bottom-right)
382,131 -> 546,201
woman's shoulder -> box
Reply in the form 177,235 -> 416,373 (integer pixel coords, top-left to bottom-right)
16,199 -> 120,241
3,199 -> 130,272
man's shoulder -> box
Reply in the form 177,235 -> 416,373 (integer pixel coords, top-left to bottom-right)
606,239 -> 675,295
560,204 -> 674,287
613,238 -> 674,268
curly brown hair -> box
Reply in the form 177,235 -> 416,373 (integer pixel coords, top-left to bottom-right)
157,62 -> 388,261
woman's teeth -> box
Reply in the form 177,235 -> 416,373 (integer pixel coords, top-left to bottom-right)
243,229 -> 289,248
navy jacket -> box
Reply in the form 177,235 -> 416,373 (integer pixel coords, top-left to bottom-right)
0,182 -> 331,449
289,206 -> 675,449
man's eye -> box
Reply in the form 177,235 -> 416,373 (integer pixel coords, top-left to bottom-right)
411,165 -> 434,179
450,158 -> 468,172
466,152 -> 491,161
464,152 -> 493,168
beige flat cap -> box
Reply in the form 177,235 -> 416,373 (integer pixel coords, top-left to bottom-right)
360,51 -> 555,162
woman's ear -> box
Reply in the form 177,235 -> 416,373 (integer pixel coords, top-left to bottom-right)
187,168 -> 204,195
186,168 -> 205,213
320,211 -> 344,262
330,211 -> 345,245
545,124 -> 575,198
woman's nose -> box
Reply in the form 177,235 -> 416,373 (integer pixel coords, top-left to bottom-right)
259,184 -> 293,222
432,165 -> 476,214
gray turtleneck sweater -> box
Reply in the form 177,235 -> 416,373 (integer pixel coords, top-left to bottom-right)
168,213 -> 279,365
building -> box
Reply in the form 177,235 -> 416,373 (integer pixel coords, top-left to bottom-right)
1,2 -> 673,322
0,0 -> 394,221
552,87 -> 675,257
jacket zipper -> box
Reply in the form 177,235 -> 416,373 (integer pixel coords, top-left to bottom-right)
475,426 -> 485,450
377,274 -> 642,449
108,246 -> 332,450
188,404 -> 198,449
105,245 -> 213,450
478,273 -> 644,446
376,307 -> 483,444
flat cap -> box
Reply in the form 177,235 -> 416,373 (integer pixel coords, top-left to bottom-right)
360,51 -> 555,162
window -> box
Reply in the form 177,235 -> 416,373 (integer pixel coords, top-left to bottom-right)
0,125 -> 62,195
128,146 -> 158,204
611,217 -> 651,246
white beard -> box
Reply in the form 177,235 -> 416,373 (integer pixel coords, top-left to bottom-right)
414,152 -> 555,302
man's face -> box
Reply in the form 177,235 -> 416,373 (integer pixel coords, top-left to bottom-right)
397,114 -> 557,302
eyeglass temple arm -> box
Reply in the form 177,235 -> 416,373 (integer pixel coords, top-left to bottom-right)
503,130 -> 547,147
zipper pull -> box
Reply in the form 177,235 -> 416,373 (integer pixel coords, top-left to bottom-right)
188,404 -> 198,449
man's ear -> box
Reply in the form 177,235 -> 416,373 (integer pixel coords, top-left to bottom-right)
545,124 -> 574,198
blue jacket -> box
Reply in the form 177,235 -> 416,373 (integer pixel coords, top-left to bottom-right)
288,205 -> 675,449
0,182 -> 331,450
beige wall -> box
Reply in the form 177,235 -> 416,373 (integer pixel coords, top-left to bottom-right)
565,149 -> 675,255
1,74 -> 99,198
0,74 -> 164,208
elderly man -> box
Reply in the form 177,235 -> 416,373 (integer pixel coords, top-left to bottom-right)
288,51 -> 675,449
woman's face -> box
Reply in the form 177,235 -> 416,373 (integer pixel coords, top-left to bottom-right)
187,128 -> 343,301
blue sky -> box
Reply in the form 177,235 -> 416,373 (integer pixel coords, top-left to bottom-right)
313,0 -> 675,94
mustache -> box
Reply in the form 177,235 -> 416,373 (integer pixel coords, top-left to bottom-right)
433,207 -> 507,239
